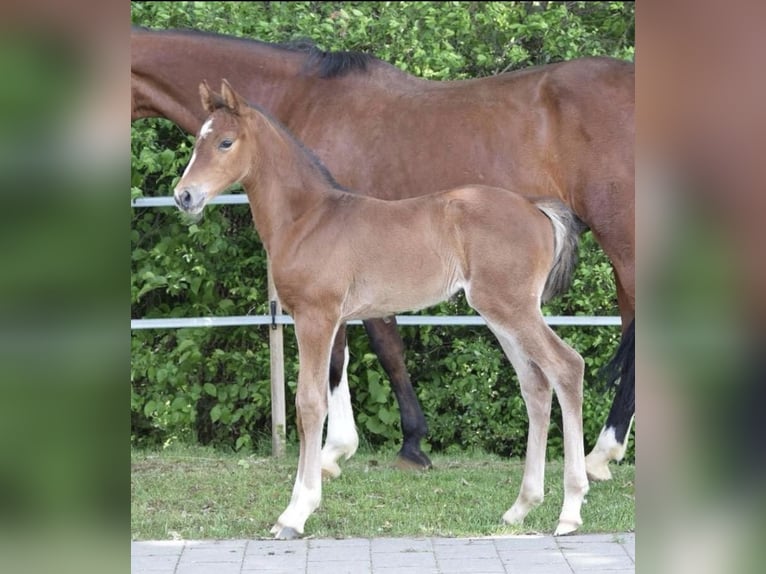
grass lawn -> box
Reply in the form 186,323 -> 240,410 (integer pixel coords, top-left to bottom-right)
131,444 -> 634,540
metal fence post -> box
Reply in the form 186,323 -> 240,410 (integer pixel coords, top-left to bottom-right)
267,258 -> 286,458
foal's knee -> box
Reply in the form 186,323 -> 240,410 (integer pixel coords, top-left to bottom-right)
296,388 -> 327,428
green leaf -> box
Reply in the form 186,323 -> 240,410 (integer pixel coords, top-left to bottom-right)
203,383 -> 217,397
364,416 -> 386,435
378,408 -> 398,425
210,404 -> 222,423
170,396 -> 187,411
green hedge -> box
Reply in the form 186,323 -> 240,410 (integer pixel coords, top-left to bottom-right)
131,2 -> 635,460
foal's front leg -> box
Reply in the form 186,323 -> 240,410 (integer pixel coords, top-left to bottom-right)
271,316 -> 338,539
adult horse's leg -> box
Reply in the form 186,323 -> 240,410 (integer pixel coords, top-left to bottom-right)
586,271 -> 636,480
321,324 -> 359,478
271,314 -> 337,539
581,187 -> 637,481
363,318 -> 432,469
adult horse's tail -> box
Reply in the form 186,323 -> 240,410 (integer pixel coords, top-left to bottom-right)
534,199 -> 588,303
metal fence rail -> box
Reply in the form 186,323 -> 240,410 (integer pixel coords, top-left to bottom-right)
131,314 -> 621,330
131,194 -> 248,207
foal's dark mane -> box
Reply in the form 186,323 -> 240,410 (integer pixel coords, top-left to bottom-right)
133,26 -> 378,78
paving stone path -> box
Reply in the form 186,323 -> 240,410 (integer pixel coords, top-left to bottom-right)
132,532 -> 635,573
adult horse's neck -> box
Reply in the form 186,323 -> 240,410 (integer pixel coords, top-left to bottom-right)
237,106 -> 345,256
131,28 -> 402,135
131,28 -> 296,133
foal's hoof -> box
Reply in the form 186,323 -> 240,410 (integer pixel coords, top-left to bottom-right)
502,505 -> 529,526
321,462 -> 342,480
554,519 -> 581,536
273,526 -> 301,540
395,448 -> 432,471
585,458 -> 613,482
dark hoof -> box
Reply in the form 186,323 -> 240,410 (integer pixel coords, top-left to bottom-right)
395,448 -> 432,471
274,526 -> 301,540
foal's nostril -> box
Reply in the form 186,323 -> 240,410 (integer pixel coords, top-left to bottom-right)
176,189 -> 193,210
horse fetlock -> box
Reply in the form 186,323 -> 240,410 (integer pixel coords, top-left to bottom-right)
344,433 -> 360,460
502,505 -> 528,525
586,424 -> 630,481
321,434 -> 359,478
503,489 -> 544,525
503,500 -> 539,525
320,449 -> 343,479
321,461 -> 342,479
557,485 -> 587,536
273,484 -> 321,537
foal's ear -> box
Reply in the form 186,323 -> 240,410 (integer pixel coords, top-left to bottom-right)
199,80 -> 218,113
220,79 -> 247,114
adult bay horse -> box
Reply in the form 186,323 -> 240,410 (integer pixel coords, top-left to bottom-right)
174,79 -> 589,538
131,27 -> 635,480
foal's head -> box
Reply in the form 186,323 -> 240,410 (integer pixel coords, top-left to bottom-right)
174,80 -> 253,215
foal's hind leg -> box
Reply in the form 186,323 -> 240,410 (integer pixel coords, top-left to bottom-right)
322,325 -> 359,478
480,306 -> 589,535
491,327 -> 553,526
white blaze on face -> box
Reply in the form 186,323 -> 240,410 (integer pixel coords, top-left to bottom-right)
199,117 -> 214,139
180,118 -> 214,180
181,150 -> 197,179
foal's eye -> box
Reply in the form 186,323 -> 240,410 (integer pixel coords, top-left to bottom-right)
219,139 -> 233,150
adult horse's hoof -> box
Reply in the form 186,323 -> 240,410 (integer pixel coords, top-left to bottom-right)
395,447 -> 432,471
274,526 -> 301,540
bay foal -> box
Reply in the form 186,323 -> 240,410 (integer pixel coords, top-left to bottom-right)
174,80 -> 589,538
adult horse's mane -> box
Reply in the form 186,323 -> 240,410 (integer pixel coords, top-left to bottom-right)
284,38 -> 376,78
132,26 -> 378,78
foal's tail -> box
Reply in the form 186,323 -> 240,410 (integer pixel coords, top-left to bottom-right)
534,199 -> 588,303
